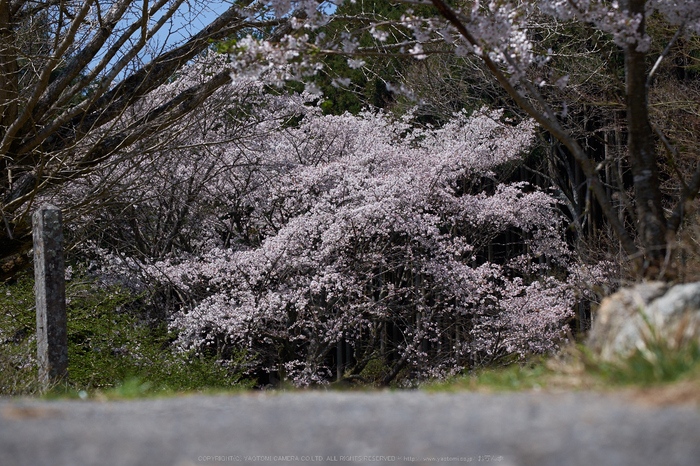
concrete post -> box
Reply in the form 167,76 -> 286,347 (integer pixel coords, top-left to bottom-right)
33,205 -> 68,384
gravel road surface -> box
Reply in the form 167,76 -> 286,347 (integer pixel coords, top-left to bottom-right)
1,390 -> 699,466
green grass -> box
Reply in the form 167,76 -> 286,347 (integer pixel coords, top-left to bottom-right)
428,340 -> 700,394
580,303 -> 700,388
466,360 -> 550,391
581,341 -> 700,387
426,358 -> 554,392
1,272 -> 253,398
430,303 -> 700,394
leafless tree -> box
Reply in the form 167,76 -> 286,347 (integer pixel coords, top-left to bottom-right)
0,0 -> 287,280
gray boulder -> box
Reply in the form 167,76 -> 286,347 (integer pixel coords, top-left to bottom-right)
587,281 -> 700,361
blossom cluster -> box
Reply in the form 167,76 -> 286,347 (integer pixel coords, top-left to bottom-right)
39,49 -> 616,386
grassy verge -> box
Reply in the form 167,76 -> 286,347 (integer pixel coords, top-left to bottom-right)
1,273 -> 253,398
427,341 -> 700,400
5,270 -> 700,400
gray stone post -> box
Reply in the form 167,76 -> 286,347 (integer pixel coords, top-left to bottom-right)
33,205 -> 68,384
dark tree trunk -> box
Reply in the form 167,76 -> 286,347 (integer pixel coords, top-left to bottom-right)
623,0 -> 668,271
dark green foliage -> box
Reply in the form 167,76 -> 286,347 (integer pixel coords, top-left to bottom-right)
306,0 -> 418,115
313,53 -> 398,115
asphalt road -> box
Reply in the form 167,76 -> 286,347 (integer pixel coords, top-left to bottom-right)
1,390 -> 699,466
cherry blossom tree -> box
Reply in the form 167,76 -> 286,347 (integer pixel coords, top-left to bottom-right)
4,1 -> 698,281
109,85 -> 609,385
27,45 -> 610,386
263,0 -> 700,277
5,1 -> 676,385
424,0 -> 700,277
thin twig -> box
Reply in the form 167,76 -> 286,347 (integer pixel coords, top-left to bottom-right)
647,21 -> 686,87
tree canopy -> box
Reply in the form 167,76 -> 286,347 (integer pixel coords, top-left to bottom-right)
0,0 -> 291,279
2,0 -> 700,386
